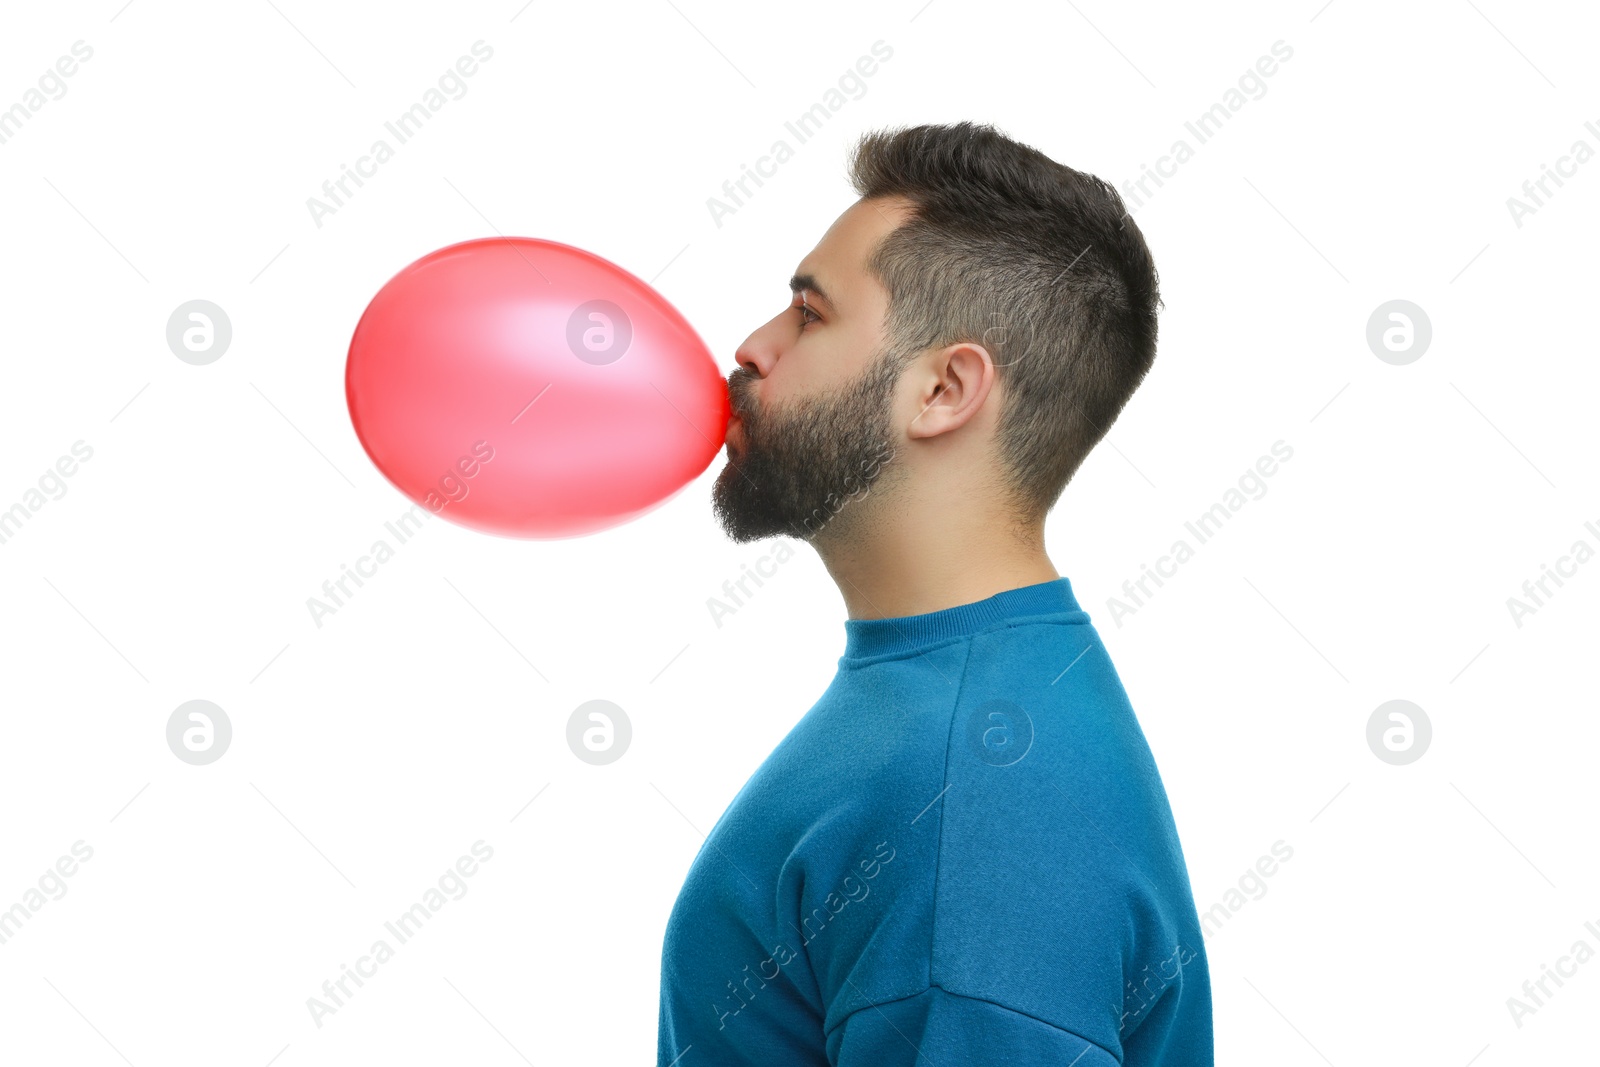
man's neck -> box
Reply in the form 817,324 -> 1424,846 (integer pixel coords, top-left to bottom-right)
812,508 -> 1060,620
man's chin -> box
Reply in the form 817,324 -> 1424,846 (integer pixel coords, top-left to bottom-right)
713,512 -> 800,544
711,467 -> 811,544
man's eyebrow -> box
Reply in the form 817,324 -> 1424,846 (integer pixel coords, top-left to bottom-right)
789,273 -> 835,311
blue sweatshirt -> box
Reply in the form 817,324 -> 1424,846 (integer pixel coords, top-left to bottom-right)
657,577 -> 1212,1065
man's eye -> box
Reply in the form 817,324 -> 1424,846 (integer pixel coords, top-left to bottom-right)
794,303 -> 820,328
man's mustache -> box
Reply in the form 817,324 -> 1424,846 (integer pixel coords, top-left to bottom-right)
727,371 -> 759,421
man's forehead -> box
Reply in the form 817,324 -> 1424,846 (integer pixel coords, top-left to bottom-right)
791,197 -> 912,312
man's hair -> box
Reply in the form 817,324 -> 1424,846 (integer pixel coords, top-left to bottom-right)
847,121 -> 1160,526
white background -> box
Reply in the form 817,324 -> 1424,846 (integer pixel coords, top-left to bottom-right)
1,0 -> 1596,1064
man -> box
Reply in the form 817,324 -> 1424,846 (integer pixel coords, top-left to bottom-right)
658,121 -> 1211,1065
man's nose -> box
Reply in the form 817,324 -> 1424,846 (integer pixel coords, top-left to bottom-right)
733,315 -> 786,379
734,337 -> 773,379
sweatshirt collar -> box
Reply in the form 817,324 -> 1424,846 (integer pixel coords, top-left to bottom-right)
841,577 -> 1084,661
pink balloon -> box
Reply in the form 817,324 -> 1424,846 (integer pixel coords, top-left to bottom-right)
345,237 -> 728,539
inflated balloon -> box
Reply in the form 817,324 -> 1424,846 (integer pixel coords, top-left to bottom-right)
345,237 -> 728,538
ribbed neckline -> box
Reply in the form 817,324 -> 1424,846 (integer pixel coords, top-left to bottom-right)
841,577 -> 1083,661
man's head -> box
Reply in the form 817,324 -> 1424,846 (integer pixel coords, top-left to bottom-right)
711,121 -> 1159,545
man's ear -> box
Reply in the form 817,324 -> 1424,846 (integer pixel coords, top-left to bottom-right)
907,342 -> 996,440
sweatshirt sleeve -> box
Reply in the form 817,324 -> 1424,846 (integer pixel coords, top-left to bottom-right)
827,985 -> 1121,1066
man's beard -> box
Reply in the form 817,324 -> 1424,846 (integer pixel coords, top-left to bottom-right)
711,350 -> 905,544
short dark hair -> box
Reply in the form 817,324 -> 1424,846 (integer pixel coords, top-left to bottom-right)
847,121 -> 1160,526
